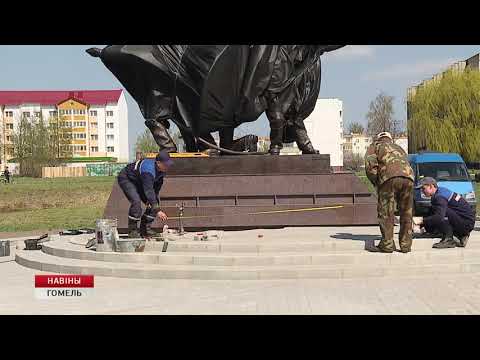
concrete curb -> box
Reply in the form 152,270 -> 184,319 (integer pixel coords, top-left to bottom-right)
15,249 -> 480,280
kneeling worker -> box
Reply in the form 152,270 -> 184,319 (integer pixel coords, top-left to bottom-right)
117,151 -> 173,238
414,177 -> 475,248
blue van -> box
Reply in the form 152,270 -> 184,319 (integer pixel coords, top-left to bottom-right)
408,152 -> 476,216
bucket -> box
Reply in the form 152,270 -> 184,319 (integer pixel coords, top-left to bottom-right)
0,241 -> 10,257
96,219 -> 119,252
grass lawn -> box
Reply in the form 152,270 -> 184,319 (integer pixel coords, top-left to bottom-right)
2,173 -> 478,234
0,176 -> 115,232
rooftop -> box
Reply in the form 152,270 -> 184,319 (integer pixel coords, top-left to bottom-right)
0,90 -> 123,106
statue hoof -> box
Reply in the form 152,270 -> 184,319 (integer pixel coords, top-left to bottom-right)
302,149 -> 320,155
269,146 -> 281,155
162,147 -> 177,154
144,119 -> 157,129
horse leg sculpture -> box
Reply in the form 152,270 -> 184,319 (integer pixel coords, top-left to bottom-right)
231,135 -> 258,152
219,128 -> 259,153
179,127 -> 197,152
219,127 -> 234,151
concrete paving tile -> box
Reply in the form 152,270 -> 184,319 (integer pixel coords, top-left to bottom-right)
272,255 -> 312,265
258,269 -> 300,279
220,243 -> 258,253
193,256 -> 234,266
233,256 -> 274,266
111,267 -> 145,279
296,268 -> 343,279
342,266 -> 386,279
211,270 -> 259,280
311,254 -> 356,265
158,255 -> 193,265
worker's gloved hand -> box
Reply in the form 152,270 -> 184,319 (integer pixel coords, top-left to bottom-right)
157,211 -> 168,221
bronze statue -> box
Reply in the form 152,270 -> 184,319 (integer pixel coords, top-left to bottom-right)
87,45 -> 345,155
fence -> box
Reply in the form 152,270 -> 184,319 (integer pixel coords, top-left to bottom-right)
86,163 -> 127,177
42,166 -> 87,178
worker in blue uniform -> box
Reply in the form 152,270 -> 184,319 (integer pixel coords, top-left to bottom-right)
117,151 -> 173,238
415,177 -> 475,248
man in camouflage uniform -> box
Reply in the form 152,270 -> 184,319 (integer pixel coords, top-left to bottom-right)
365,132 -> 414,253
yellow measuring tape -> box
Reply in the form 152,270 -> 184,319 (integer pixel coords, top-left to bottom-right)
168,205 -> 345,220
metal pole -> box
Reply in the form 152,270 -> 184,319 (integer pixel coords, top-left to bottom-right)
177,202 -> 185,235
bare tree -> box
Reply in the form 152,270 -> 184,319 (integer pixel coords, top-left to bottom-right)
343,152 -> 364,171
347,122 -> 365,134
366,92 -> 402,139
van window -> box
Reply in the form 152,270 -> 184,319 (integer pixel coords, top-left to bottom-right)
417,162 -> 469,181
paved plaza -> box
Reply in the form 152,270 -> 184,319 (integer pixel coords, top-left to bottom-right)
1,260 -> 480,314
2,224 -> 480,314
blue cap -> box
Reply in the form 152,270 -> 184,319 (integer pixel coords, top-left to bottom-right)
155,150 -> 174,167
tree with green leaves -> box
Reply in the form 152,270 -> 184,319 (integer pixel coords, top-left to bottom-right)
0,123 -> 3,166
135,129 -> 159,154
12,114 -> 72,177
366,92 -> 402,139
408,68 -> 480,162
135,127 -> 186,155
49,116 -> 74,161
347,122 -> 365,134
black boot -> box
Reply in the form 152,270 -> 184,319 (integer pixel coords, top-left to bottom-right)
145,119 -> 177,153
140,218 -> 157,239
269,145 -> 282,155
295,130 -> 319,154
128,218 -> 140,239
433,229 -> 457,249
267,112 -> 284,155
299,140 -> 320,155
457,234 -> 470,248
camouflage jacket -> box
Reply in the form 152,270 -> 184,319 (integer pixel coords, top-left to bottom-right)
364,139 -> 414,188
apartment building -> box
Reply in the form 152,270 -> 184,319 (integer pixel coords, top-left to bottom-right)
343,132 -> 409,159
0,90 -> 129,169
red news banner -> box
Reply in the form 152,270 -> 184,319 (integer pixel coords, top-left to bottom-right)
35,275 -> 94,299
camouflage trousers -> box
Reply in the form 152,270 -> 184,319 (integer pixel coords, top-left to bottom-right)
377,177 -> 414,252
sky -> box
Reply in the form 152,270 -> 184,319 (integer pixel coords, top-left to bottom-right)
1,45 -> 479,158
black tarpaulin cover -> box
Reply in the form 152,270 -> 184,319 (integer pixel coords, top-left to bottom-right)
89,45 -> 344,136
